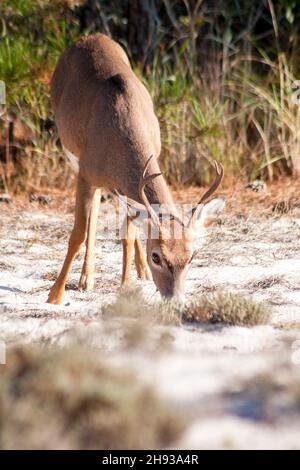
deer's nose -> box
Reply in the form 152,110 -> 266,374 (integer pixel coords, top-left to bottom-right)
161,287 -> 185,303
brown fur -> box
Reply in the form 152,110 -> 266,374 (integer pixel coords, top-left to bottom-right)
159,223 -> 193,269
51,33 -> 172,204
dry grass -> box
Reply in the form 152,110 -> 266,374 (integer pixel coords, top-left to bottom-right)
0,344 -> 185,449
184,291 -> 271,327
152,299 -> 183,326
248,276 -> 284,290
174,177 -> 300,216
102,285 -> 152,319
103,285 -> 183,326
102,286 -> 182,352
274,322 -> 300,331
103,286 -> 270,328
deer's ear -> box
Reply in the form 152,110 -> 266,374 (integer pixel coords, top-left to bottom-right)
194,197 -> 225,231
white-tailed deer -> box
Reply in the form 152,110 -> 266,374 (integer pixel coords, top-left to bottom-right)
47,33 -> 225,304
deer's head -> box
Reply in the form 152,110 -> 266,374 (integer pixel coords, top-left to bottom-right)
118,158 -> 225,301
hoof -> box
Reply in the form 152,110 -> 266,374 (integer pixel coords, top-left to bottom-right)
47,282 -> 64,304
47,292 -> 63,305
78,273 -> 94,291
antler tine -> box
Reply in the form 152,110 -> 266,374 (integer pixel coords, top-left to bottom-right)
189,160 -> 224,225
139,156 -> 162,226
142,155 -> 153,178
197,161 -> 224,206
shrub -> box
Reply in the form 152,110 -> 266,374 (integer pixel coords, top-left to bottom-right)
183,290 -> 271,326
0,344 -> 185,449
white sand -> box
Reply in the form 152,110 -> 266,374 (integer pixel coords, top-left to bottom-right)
1,203 -> 300,449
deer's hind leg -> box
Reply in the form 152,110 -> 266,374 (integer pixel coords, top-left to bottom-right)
47,175 -> 96,305
79,188 -> 101,291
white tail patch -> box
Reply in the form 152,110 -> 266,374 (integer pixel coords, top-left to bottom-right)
63,146 -> 79,173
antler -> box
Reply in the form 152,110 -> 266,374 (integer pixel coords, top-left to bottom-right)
189,160 -> 224,226
139,156 -> 162,226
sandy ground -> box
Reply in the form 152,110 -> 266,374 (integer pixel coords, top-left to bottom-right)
1,194 -> 300,449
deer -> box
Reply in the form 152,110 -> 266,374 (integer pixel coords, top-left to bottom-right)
47,33 -> 225,305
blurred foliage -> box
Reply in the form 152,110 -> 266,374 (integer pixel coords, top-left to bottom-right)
1,0 -> 300,192
0,344 -> 185,449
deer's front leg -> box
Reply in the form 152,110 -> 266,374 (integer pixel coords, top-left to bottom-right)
79,188 -> 101,291
47,175 -> 96,304
121,215 -> 137,284
134,228 -> 152,280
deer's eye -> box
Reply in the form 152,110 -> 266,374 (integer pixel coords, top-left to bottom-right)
152,252 -> 161,265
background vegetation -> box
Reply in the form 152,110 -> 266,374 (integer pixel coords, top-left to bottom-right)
1,0 -> 300,193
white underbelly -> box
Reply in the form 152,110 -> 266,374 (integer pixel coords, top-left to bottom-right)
63,145 -> 79,173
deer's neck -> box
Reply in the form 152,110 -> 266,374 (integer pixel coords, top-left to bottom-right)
117,155 -> 177,215
142,158 -> 177,214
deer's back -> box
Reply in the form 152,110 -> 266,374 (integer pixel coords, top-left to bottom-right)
51,34 -> 161,191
